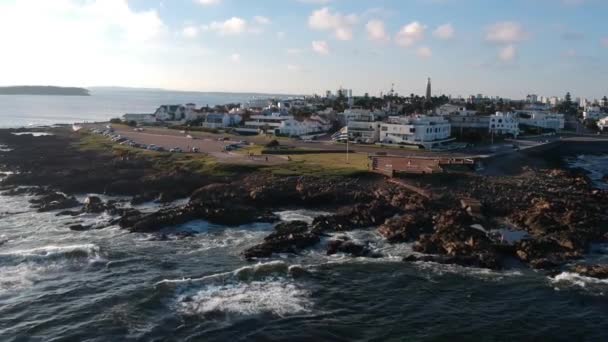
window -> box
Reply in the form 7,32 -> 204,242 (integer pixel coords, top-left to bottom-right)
410,128 -> 415,133
381,126 -> 388,131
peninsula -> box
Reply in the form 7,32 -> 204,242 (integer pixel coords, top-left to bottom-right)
0,86 -> 90,96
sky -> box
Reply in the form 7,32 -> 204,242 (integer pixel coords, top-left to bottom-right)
0,0 -> 607,99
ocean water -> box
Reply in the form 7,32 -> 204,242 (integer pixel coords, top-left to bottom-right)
0,189 -> 608,340
0,88 -> 285,128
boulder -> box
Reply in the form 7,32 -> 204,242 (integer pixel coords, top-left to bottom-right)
83,196 -> 105,213
572,264 -> 608,279
242,221 -> 320,260
326,237 -> 380,258
30,192 -> 80,212
378,213 -> 433,243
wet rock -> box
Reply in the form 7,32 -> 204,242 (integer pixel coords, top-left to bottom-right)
326,237 -> 381,258
69,224 -> 92,231
378,213 -> 433,243
311,201 -> 400,233
572,265 -> 608,279
130,192 -> 159,205
515,238 -> 582,266
56,210 -> 82,217
30,192 -> 80,212
83,196 -> 105,213
529,258 -> 561,270
243,221 -> 320,260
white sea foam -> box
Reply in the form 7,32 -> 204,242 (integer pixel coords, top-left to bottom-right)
550,272 -> 608,289
276,209 -> 331,224
412,261 -> 523,280
177,279 -> 312,317
0,244 -> 101,262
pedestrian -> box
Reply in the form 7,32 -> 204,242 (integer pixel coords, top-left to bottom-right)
265,156 -> 268,162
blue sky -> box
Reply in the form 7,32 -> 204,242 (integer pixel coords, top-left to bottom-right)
0,0 -> 606,99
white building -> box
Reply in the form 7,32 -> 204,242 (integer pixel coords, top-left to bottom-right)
201,113 -> 242,129
122,113 -> 157,124
489,112 -> 519,137
583,106 -> 603,120
597,116 -> 608,131
518,111 -> 565,131
154,105 -> 193,122
238,113 -> 325,137
379,115 -> 453,149
437,104 -> 476,116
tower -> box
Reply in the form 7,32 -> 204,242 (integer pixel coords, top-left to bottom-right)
426,77 -> 432,101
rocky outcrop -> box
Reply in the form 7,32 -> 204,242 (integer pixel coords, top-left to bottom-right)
243,221 -> 320,260
326,237 -> 381,258
378,213 -> 433,243
311,201 -> 400,233
572,264 -> 608,279
29,191 -> 80,212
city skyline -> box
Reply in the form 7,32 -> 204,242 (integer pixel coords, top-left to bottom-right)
0,0 -> 607,98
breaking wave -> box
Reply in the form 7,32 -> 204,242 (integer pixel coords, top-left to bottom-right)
159,261 -> 313,318
550,272 -> 608,294
0,244 -> 102,264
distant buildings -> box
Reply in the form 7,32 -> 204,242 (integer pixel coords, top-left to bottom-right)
583,106 -> 603,120
489,112 -> 520,137
237,112 -> 329,137
379,115 -> 453,149
597,116 -> 608,131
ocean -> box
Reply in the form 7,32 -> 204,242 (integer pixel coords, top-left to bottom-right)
1,93 -> 608,340
0,88 -> 287,128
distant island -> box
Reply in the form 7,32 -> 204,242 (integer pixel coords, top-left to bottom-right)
0,86 -> 90,96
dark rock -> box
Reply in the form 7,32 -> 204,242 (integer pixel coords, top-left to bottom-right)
572,264 -> 608,279
326,237 -> 381,258
69,224 -> 91,231
56,210 -> 81,217
83,196 -> 105,213
130,192 -> 159,205
30,192 -> 80,212
243,221 -> 320,260
378,213 -> 433,243
403,253 -> 502,270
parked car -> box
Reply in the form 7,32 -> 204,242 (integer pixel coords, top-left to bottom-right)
191,147 -> 200,153
169,147 -> 182,153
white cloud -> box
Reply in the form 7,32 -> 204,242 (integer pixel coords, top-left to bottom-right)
254,16 -> 271,25
395,21 -> 426,47
182,25 -> 199,38
312,40 -> 330,55
0,0 -> 168,86
230,53 -> 241,63
366,20 -> 389,42
308,7 -> 358,41
416,46 -> 433,59
197,0 -> 222,5
203,17 -> 247,35
433,23 -> 454,40
498,44 -> 517,62
485,22 -> 527,44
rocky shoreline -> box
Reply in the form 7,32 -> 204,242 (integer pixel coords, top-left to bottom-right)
1,128 -> 607,278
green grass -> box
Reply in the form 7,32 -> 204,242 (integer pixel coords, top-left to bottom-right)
74,131 -> 373,179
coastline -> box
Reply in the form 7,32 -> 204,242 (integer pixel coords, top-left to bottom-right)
0,126 -> 607,275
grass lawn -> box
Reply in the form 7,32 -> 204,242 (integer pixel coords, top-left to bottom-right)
75,131 -> 372,178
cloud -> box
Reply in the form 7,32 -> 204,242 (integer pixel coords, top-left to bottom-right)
433,23 -> 454,40
308,7 -> 358,41
254,16 -> 271,25
312,40 -> 330,55
182,25 -> 199,38
416,46 -> 433,59
366,20 -> 389,42
202,17 -> 247,35
485,21 -> 527,44
498,44 -> 517,62
197,0 -> 222,5
395,21 -> 426,47
230,53 -> 241,63
601,37 -> 608,47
